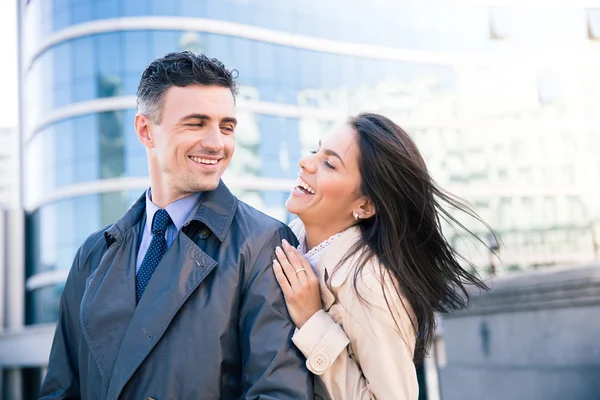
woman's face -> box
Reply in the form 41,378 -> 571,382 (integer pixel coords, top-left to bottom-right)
286,123 -> 365,231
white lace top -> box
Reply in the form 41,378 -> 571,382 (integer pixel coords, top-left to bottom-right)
298,231 -> 343,267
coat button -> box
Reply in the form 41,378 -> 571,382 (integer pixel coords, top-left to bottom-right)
198,228 -> 210,239
145,397 -> 155,400
308,352 -> 329,374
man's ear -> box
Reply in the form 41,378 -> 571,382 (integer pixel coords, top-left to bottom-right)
135,114 -> 155,148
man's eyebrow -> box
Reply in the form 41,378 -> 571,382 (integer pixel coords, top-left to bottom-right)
179,114 -> 237,125
221,117 -> 238,126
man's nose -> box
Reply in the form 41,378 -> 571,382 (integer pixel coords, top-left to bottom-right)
201,126 -> 225,152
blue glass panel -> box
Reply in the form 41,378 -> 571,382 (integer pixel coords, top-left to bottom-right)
55,245 -> 77,271
276,46 -> 299,86
123,72 -> 142,96
53,0 -> 69,13
205,0 -> 229,20
230,38 -> 256,84
27,284 -> 64,324
70,2 -> 92,25
72,79 -> 96,102
72,37 -> 95,80
73,160 -> 100,183
52,9 -> 70,31
55,163 -> 75,188
73,114 -> 99,160
151,30 -> 180,59
319,53 -> 341,88
93,0 -> 120,20
127,154 -> 149,177
252,6 -> 271,28
122,0 -> 149,16
204,34 -> 232,65
99,111 -> 126,179
124,31 -> 152,72
124,109 -> 142,151
255,42 -> 274,84
52,121 -> 74,165
52,42 -> 72,85
270,8 -> 293,32
258,115 -> 286,179
227,3 -> 251,24
55,200 -> 75,245
150,0 -> 178,16
127,190 -> 145,207
96,32 -> 124,76
180,0 -> 206,18
72,195 -> 101,243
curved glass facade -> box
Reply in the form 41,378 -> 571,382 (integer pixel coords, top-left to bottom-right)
26,0 -> 494,51
24,29 -> 458,133
26,111 -> 145,196
27,192 -> 136,277
20,0 -> 600,330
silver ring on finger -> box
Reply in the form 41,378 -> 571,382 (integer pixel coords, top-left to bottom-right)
295,268 -> 306,274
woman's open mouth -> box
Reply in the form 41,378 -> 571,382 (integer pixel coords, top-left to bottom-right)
293,177 -> 316,196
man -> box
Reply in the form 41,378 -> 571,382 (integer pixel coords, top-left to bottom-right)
40,51 -> 313,399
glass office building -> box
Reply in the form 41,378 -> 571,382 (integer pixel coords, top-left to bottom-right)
3,0 -> 600,398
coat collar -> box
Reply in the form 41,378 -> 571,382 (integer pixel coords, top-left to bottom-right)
289,219 -> 363,310
105,180 -> 237,246
187,180 -> 237,242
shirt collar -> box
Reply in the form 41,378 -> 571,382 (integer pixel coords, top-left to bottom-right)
145,188 -> 202,233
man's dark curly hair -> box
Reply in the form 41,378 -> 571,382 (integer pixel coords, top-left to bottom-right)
136,51 -> 238,123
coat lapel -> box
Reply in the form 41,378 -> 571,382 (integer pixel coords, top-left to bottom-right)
289,219 -> 362,311
315,228 -> 361,311
106,232 -> 218,399
79,198 -> 145,394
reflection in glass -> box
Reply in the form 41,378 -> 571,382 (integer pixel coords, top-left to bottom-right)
26,283 -> 65,325
232,189 -> 293,224
27,191 -> 136,277
25,110 -> 140,205
99,110 -> 125,179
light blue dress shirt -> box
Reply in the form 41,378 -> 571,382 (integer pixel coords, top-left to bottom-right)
135,189 -> 202,274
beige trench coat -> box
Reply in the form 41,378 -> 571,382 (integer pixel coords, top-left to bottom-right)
290,219 -> 419,400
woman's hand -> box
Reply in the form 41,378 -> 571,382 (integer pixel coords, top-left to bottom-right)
273,239 -> 323,329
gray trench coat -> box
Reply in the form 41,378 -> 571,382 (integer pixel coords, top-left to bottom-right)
40,181 -> 313,399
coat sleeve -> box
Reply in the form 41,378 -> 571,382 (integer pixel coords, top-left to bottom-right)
292,267 -> 419,400
39,248 -> 83,399
239,226 -> 314,399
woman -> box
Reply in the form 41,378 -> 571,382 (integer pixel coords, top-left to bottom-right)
273,113 -> 491,399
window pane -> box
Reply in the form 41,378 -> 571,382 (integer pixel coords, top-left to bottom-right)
26,284 -> 64,324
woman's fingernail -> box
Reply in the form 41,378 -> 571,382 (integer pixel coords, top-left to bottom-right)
276,246 -> 282,253
282,239 -> 289,247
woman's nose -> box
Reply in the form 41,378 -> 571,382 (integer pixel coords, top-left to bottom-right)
299,154 -> 317,173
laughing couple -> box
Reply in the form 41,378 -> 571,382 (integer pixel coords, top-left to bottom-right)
40,51 -> 489,400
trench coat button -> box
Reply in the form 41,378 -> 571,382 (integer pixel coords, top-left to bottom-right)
198,227 -> 210,239
308,352 -> 329,374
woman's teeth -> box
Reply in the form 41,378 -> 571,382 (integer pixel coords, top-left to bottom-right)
296,178 -> 316,194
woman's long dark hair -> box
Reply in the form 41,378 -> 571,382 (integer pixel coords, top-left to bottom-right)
340,113 -> 492,364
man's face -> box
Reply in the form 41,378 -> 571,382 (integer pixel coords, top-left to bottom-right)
138,84 -> 237,198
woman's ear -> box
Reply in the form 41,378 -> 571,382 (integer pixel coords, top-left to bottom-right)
354,198 -> 376,220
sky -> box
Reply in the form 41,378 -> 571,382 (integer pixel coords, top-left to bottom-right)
0,0 -> 18,128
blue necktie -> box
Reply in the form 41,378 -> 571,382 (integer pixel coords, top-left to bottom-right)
136,209 -> 172,303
